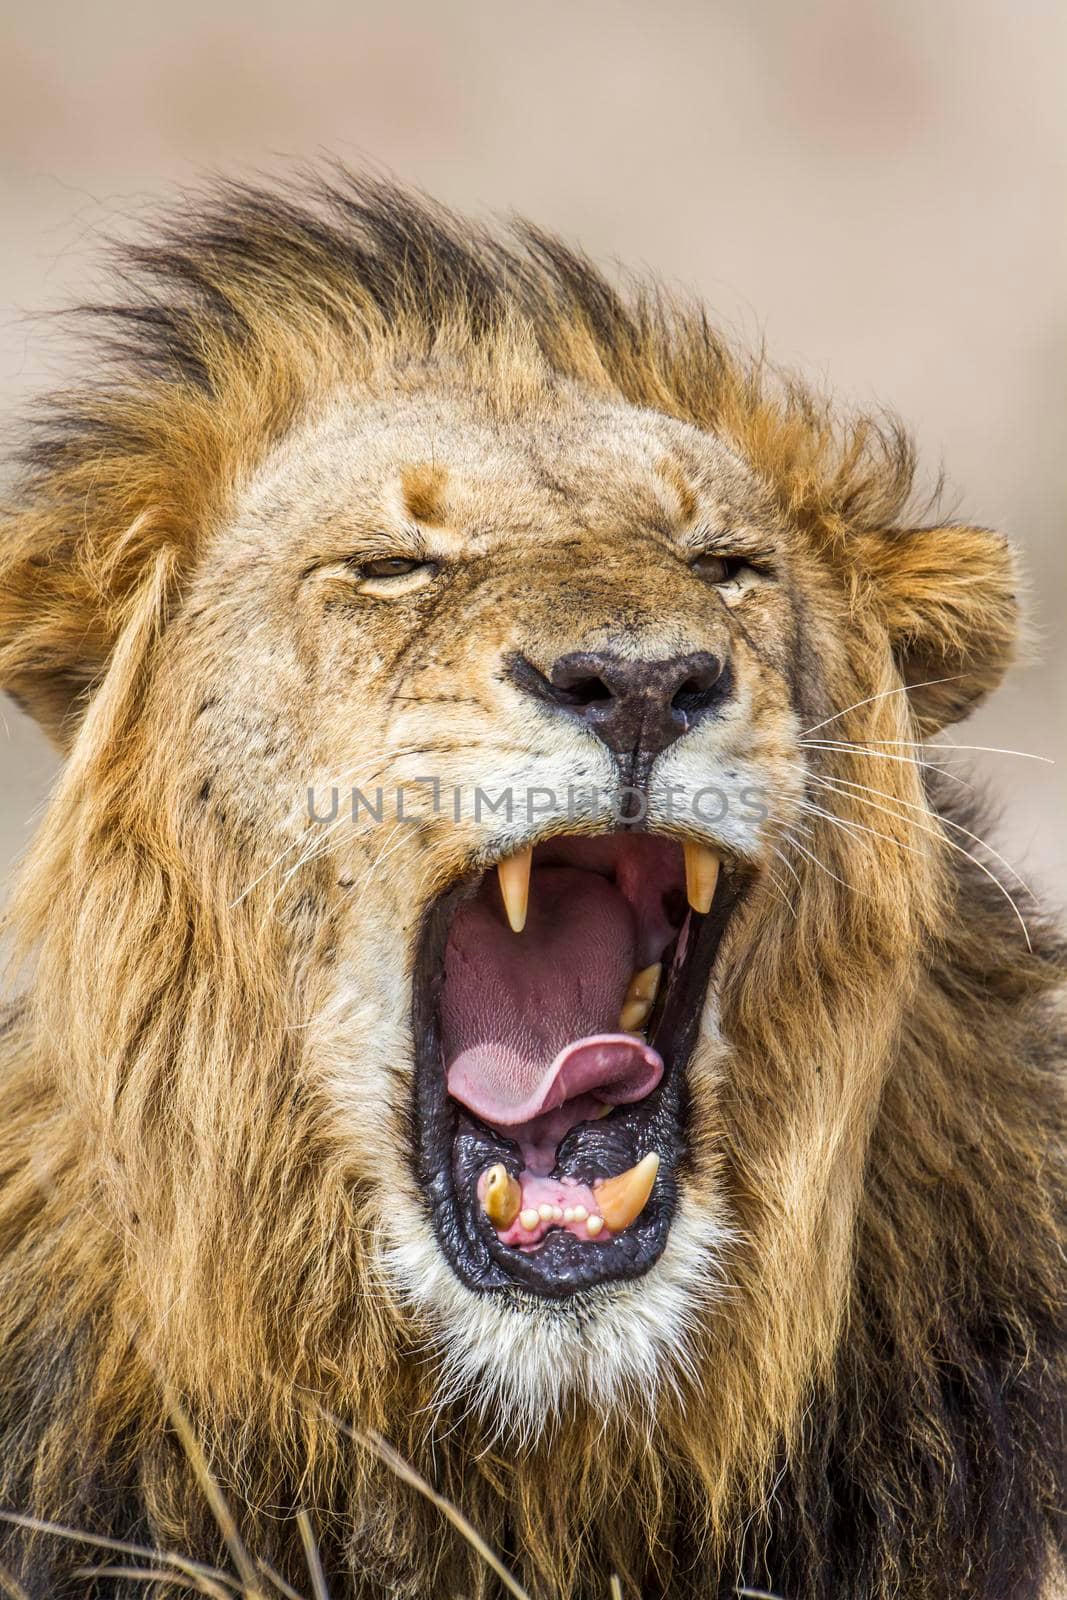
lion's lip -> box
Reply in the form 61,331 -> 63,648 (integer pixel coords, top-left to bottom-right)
411,830 -> 740,1298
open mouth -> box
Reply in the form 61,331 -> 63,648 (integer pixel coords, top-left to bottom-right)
412,832 -> 739,1298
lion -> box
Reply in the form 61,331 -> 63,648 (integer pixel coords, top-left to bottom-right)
0,172 -> 1062,1600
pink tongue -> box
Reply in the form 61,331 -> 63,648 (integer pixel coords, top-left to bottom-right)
443,867 -> 663,1126
448,1031 -> 663,1127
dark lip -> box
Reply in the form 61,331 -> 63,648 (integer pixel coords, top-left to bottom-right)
411,836 -> 742,1300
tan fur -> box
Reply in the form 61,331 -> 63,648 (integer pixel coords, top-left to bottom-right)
0,173 -> 1061,1599
400,461 -> 450,525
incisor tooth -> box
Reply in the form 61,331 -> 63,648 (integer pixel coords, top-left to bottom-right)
619,997 -> 651,1032
519,1208 -> 540,1231
594,1152 -> 660,1233
627,963 -> 662,1004
482,1164 -> 522,1229
497,847 -> 532,933
585,1214 -> 604,1237
683,841 -> 720,915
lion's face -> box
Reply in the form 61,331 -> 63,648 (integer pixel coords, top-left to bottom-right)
158,374 -> 845,1416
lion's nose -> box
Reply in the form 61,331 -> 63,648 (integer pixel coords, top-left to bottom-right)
511,649 -> 729,764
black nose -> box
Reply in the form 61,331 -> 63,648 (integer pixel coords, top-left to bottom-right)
511,649 -> 728,769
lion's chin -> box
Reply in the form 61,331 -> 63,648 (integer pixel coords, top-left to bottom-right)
410,830 -> 740,1300
385,1193 -> 735,1436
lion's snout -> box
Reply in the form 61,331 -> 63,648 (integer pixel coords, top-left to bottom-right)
507,647 -> 729,785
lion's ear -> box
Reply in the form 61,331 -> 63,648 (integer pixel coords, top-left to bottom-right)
5,676 -> 89,749
0,505 -> 182,751
0,567 -> 108,750
858,522 -> 1019,735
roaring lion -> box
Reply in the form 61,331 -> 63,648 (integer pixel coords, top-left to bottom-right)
0,173 -> 1063,1600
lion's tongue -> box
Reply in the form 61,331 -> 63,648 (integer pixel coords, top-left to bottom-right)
443,867 -> 663,1129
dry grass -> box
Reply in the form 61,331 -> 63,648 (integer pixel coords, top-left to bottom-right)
0,1402 -> 534,1600
0,1404 -> 786,1599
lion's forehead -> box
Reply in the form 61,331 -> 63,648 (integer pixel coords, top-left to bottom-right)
234,385 -> 767,557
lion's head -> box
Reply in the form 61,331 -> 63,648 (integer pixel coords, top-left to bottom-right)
1,177 -> 1061,1599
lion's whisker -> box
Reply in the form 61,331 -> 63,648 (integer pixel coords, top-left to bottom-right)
233,739 -> 479,906
789,836 -> 863,896
811,737 -> 1053,763
271,812 -> 355,902
763,866 -> 797,919
767,816 -> 865,897
798,739 -> 966,784
801,675 -> 967,735
768,845 -> 803,894
365,823 -> 415,878
797,765 -> 1033,896
795,795 -> 1034,951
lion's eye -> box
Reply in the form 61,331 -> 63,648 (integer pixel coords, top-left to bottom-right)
691,554 -> 741,584
346,555 -> 440,595
690,552 -> 767,607
359,557 -> 427,579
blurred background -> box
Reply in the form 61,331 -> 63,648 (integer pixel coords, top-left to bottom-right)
2,0 -> 1064,903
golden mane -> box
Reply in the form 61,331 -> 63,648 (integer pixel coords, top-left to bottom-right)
0,172 -> 1062,1600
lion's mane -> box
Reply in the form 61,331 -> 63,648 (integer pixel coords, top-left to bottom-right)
0,173 -> 1063,1599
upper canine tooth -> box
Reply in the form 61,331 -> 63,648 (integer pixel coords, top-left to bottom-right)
683,841 -> 720,915
627,963 -> 662,1004
482,1163 -> 522,1229
497,847 -> 532,933
594,1152 -> 660,1233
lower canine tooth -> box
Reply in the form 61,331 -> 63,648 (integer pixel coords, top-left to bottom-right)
594,1152 -> 660,1233
482,1164 -> 522,1229
683,841 -> 720,915
497,848 -> 532,933
619,997 -> 651,1031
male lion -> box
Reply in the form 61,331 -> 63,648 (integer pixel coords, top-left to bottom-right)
0,174 -> 1063,1600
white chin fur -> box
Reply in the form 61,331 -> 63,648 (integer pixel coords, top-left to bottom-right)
382,1193 -> 734,1447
